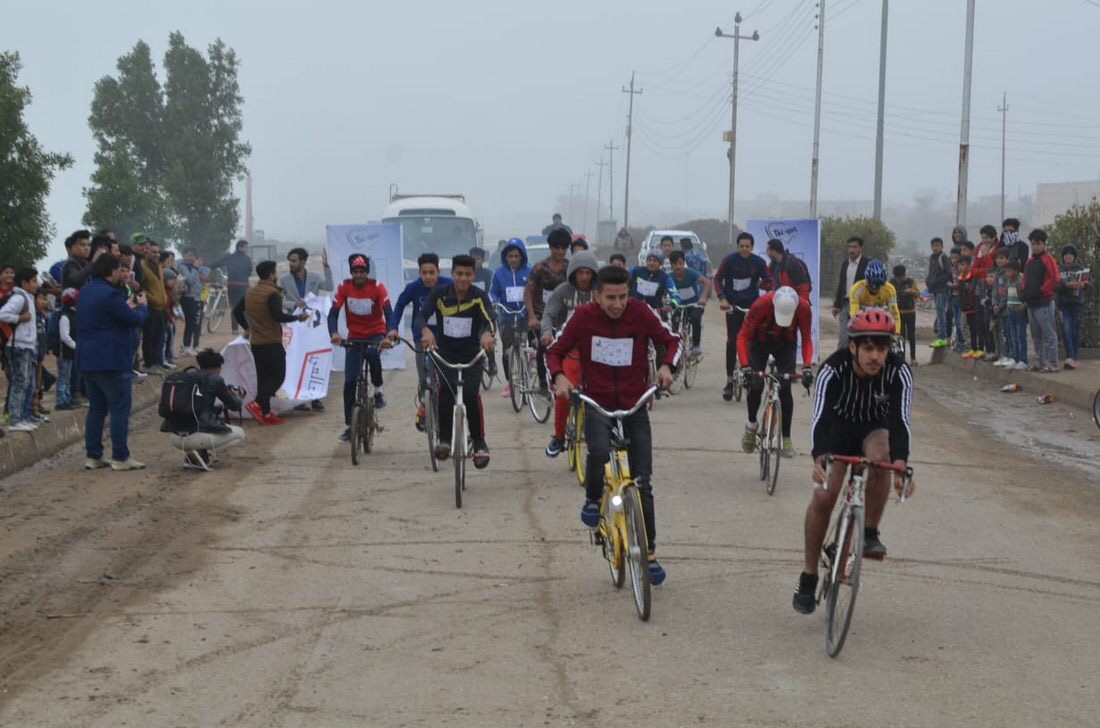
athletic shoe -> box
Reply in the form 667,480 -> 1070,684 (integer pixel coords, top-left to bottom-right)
472,440 -> 490,469
545,436 -> 565,457
146,365 -> 167,375
1027,364 -> 1042,372
245,401 -> 265,422
434,441 -> 450,461
501,384 -> 511,398
580,501 -> 600,529
8,421 -> 36,432
110,458 -> 146,471
311,400 -> 325,411
374,392 -> 386,409
1040,366 -> 1056,374
293,403 -> 311,411
1064,359 -> 1077,369
31,413 -> 50,424
414,403 -> 426,432
338,429 -> 350,442
741,425 -> 757,453
781,437 -> 794,458
132,370 -> 149,380
163,360 -> 178,370
792,572 -> 818,614
1012,362 -> 1028,371
263,411 -> 286,425
993,357 -> 1011,367
55,402 -> 77,411
981,353 -> 997,362
84,457 -> 110,470
690,346 -> 703,356
864,531 -> 887,560
648,557 -> 667,586
722,380 -> 734,402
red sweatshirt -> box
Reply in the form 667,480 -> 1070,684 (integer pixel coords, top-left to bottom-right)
736,292 -> 814,367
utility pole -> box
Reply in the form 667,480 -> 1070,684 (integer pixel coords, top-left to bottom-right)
595,158 -> 607,244
716,13 -> 760,245
582,169 -> 594,235
605,139 -> 620,225
567,182 -> 580,225
245,171 -> 254,241
999,92 -> 1009,223
872,0 -> 888,220
956,0 -> 976,227
810,0 -> 826,218
622,71 -> 643,230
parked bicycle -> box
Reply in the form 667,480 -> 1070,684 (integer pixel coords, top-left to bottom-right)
203,268 -> 229,334
429,348 -> 487,509
341,340 -> 388,465
816,455 -> 913,657
576,386 -> 659,621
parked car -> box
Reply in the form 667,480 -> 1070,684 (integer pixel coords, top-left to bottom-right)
636,230 -> 710,269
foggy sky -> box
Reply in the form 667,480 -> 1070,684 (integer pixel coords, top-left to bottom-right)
4,0 -> 1100,262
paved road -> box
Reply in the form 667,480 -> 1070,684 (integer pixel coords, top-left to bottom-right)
1,308 -> 1098,727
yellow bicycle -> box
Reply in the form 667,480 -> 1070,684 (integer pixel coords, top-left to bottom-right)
576,386 -> 658,621
564,395 -> 586,486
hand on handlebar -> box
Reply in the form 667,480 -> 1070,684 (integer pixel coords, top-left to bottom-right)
656,364 -> 673,390
330,333 -> 342,345
480,331 -> 495,352
527,317 -> 541,332
893,459 -> 914,498
719,299 -> 731,312
801,367 -> 814,389
540,333 -> 553,347
553,373 -> 572,399
420,328 -> 436,350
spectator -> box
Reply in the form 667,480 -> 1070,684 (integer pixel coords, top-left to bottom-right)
1001,261 -> 1028,371
990,249 -> 1012,366
160,347 -> 246,469
54,288 -> 79,409
947,247 -> 965,352
160,250 -> 180,369
957,257 -> 980,358
1002,218 -> 1028,266
129,232 -> 149,287
139,240 -> 168,374
469,247 -> 494,293
613,228 -> 633,255
214,239 -> 253,334
32,289 -> 53,421
89,231 -> 116,262
280,247 -> 333,312
765,238 -> 812,300
60,229 -> 93,290
0,268 -> 40,432
1056,243 -> 1089,369
831,236 -> 868,349
176,247 -> 205,355
950,225 -> 967,248
926,237 -> 951,348
541,213 -> 573,237
232,260 -> 310,424
609,253 -> 627,268
681,237 -> 711,277
890,265 -> 920,365
0,263 -> 14,298
972,225 -> 1001,360
77,253 -> 148,470
1021,229 -> 1061,372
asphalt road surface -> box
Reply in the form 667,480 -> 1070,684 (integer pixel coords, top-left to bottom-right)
2,308 -> 1098,727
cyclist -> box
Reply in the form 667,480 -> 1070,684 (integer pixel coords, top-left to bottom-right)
387,253 -> 451,431
540,250 -> 598,457
736,286 -> 813,458
668,250 -> 711,355
681,237 -> 711,277
489,238 -> 530,398
329,254 -> 393,442
470,247 -> 493,293
414,254 -> 496,469
793,308 -> 913,614
714,232 -> 772,401
764,238 -> 812,300
525,228 -> 570,394
657,235 -> 676,272
569,234 -> 589,254
848,259 -> 901,334
547,265 -> 681,585
629,252 -> 680,375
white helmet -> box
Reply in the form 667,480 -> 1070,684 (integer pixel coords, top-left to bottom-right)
772,286 -> 799,327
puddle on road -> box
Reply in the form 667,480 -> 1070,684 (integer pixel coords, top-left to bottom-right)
917,367 -> 1100,480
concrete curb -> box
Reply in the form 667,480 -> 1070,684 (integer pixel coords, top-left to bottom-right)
934,349 -> 1095,412
1,376 -> 162,481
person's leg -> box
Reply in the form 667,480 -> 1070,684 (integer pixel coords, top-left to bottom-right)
966,311 -> 978,350
500,325 -> 515,382
862,428 -> 892,529
778,379 -> 794,438
342,344 -> 364,426
180,297 -> 194,349
251,343 -> 282,414
6,348 -> 32,423
1013,311 -> 1029,365
583,409 -> 613,504
934,291 -> 947,339
365,339 -> 384,388
1040,301 -> 1059,367
82,372 -> 108,459
553,393 -> 568,438
1060,304 -> 1079,361
745,373 -> 764,426
951,299 -> 963,345
724,309 -> 740,376
836,308 -> 850,350
437,366 -> 458,443
229,289 -> 244,333
208,425 -> 246,452
624,409 -> 656,552
903,312 -> 917,361
56,357 -> 72,406
690,307 -> 703,349
803,461 -> 845,573
104,370 -> 134,462
1001,315 -> 1015,361
463,362 -> 485,441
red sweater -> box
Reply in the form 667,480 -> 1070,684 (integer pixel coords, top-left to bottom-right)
736,292 -> 814,367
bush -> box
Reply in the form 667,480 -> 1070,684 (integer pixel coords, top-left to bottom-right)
820,216 -> 897,305
1047,202 -> 1100,347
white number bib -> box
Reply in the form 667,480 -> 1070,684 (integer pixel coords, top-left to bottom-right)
347,297 -> 374,316
542,287 -> 555,304
678,287 -> 697,301
732,277 -> 752,291
472,281 -> 484,291
443,316 -> 473,338
506,286 -> 525,303
591,336 -> 633,367
635,279 -> 659,297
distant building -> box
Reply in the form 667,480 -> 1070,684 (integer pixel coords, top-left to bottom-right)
1035,181 -> 1100,227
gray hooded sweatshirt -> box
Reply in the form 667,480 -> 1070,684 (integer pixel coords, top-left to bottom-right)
541,251 -> 599,333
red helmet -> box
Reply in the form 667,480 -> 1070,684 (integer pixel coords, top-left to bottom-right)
847,308 -> 895,340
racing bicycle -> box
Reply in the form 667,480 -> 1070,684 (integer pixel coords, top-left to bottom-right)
723,306 -> 750,402
342,340 -> 386,465
751,365 -> 798,496
577,386 -> 659,621
817,455 -> 913,657
429,348 -> 487,509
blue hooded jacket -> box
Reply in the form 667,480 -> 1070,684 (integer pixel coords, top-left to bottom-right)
490,239 -> 531,320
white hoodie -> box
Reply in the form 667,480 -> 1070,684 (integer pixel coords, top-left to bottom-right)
0,288 -> 37,351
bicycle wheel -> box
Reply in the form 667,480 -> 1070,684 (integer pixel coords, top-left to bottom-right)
573,403 -> 586,487
526,355 -> 552,423
1093,390 -> 1100,429
508,346 -> 524,412
766,399 -> 780,495
623,486 -> 652,621
758,404 -> 770,482
453,409 -> 465,509
683,336 -> 699,390
350,403 -> 363,466
362,394 -> 375,454
602,490 -> 625,589
481,361 -> 493,391
825,504 -> 865,657
732,373 -> 744,402
205,292 -> 225,333
564,406 -> 577,473
425,380 -> 439,472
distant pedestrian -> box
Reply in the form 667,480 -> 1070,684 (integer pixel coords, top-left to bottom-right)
1021,229 -> 1060,372
1001,261 -> 1028,370
0,268 -> 40,432
1056,243 -> 1089,369
831,236 -> 868,349
139,240 -> 168,374
890,265 -> 920,365
541,213 -> 573,237
214,239 -> 253,334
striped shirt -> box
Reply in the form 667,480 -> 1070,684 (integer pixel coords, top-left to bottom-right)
809,348 -> 913,462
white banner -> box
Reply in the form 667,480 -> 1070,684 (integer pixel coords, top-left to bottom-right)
325,223 -> 405,371
745,218 -> 821,363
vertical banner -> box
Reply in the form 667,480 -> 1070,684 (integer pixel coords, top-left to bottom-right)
745,218 -> 821,363
325,223 -> 406,370
282,294 -> 335,400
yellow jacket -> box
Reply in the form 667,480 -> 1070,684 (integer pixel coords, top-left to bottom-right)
849,280 -> 901,333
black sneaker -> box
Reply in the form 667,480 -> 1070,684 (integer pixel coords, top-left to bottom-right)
374,392 -> 386,409
722,380 -> 734,402
311,400 -> 325,412
545,436 -> 564,457
792,572 -> 818,614
864,530 -> 887,560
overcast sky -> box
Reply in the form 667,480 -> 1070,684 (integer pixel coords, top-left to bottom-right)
5,0 -> 1100,260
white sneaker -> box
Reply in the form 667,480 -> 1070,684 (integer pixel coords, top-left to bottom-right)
993,357 -> 1010,367
84,457 -> 110,470
9,421 -> 36,432
1012,362 -> 1028,371
1000,358 -> 1016,367
111,458 -> 147,471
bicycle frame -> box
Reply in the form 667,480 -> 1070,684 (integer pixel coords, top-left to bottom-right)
428,348 -> 487,460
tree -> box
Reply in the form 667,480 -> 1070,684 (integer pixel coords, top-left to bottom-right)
1047,201 -> 1100,346
0,52 -> 74,266
820,216 -> 896,300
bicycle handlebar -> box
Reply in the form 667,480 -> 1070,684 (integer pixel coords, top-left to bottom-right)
574,386 -> 658,421
429,348 -> 487,370
671,301 -> 704,309
339,339 -> 387,350
824,455 -> 915,502
493,302 -> 527,315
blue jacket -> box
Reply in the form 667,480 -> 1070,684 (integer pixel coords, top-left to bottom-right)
389,276 -> 452,332
628,266 -> 681,309
714,252 -> 771,307
490,239 -> 531,319
76,277 -> 148,373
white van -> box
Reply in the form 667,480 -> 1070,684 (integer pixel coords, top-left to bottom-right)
381,194 -> 482,279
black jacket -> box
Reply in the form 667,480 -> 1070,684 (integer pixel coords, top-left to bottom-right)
926,251 -> 951,293
160,369 -> 242,435
833,257 -> 869,309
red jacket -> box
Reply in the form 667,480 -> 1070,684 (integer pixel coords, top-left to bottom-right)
970,241 -> 1000,281
767,255 -> 812,300
547,299 -> 681,410
736,292 -> 814,367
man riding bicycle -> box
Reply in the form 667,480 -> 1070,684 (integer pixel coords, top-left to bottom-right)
329,255 -> 393,442
714,232 -> 772,401
489,238 -> 531,398
737,286 -> 814,459
793,308 -> 913,614
414,254 -> 496,469
525,229 -> 570,394
547,265 -> 682,586
848,259 -> 901,334
668,250 -> 711,355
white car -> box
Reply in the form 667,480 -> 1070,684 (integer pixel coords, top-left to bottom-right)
636,230 -> 710,269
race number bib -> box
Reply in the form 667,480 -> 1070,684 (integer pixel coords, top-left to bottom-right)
732,277 -> 752,291
591,336 -> 633,367
542,288 -> 555,304
635,279 -> 659,297
347,297 -> 374,316
443,316 -> 473,338
472,281 -> 484,291
426,312 -> 438,326
678,287 -> 697,301
506,286 -> 524,303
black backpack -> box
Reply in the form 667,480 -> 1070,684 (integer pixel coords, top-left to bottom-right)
158,367 -> 208,431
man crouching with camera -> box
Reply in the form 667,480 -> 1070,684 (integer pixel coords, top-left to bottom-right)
159,348 -> 247,469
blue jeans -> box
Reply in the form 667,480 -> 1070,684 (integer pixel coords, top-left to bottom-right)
1060,302 -> 1083,360
950,298 -> 964,346
933,291 -> 948,339
57,357 -> 73,406
83,370 -> 134,461
5,347 -> 35,423
1006,309 -> 1028,363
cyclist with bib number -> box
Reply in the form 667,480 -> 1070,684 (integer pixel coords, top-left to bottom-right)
668,250 -> 711,355
714,232 -> 772,401
547,265 -> 682,585
848,259 -> 901,334
525,229 -> 570,394
793,308 -> 913,614
489,238 -> 531,398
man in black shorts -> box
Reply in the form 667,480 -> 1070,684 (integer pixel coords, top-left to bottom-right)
794,308 -> 913,614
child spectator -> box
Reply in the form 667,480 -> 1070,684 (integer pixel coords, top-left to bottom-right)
1056,244 -> 1089,369
55,288 -> 80,409
1022,229 -> 1060,372
0,268 -> 39,432
947,248 -> 965,352
991,249 -> 1012,367
926,237 -> 951,347
32,289 -> 53,422
1002,261 -> 1028,370
890,264 -> 920,365
957,258 -> 981,358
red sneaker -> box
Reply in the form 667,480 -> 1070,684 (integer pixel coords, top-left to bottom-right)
245,401 -> 265,422
264,411 -> 286,425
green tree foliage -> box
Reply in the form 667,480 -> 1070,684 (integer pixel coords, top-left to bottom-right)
820,216 -> 896,301
0,52 -> 74,266
84,35 -> 249,259
1047,201 -> 1100,346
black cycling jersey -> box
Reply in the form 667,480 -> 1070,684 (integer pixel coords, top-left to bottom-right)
809,347 -> 912,462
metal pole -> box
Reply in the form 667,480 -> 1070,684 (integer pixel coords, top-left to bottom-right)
622,71 -> 643,230
583,169 -> 593,235
810,0 -> 826,218
872,0 -> 888,220
956,0 -> 976,227
716,15 -> 759,245
245,171 -> 254,241
595,158 -> 606,239
568,182 -> 579,224
605,139 -> 619,225
999,92 -> 1009,223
